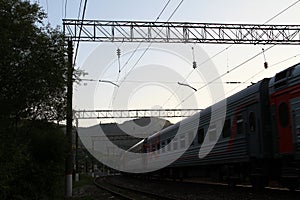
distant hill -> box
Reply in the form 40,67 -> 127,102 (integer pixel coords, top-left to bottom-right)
78,117 -> 172,150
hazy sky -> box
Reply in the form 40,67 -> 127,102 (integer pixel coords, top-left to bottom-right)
32,0 -> 300,126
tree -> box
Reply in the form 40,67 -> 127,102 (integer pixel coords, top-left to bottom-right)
0,0 -> 67,123
0,121 -> 67,199
0,0 -> 69,199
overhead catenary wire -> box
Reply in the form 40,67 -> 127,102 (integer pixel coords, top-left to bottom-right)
77,0 -> 83,19
81,78 -> 249,85
264,0 -> 300,24
45,0 -> 48,17
73,0 -> 88,67
178,82 -> 197,91
161,46 -> 230,107
156,0 -> 172,21
118,0 -> 178,73
110,0 -> 185,109
64,0 -> 68,18
174,45 -> 275,108
219,52 -> 300,102
162,0 -> 300,107
167,0 -> 184,21
118,0 -> 185,82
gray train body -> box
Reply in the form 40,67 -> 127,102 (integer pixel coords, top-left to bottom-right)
126,63 -> 300,189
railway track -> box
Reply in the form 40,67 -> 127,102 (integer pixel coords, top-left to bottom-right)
95,175 -> 300,200
179,178 -> 300,192
94,176 -> 177,200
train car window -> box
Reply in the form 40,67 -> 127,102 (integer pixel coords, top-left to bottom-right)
156,143 -> 160,151
279,102 -> 289,127
249,112 -> 256,132
197,128 -> 204,144
161,141 -> 166,153
180,135 -> 185,148
167,139 -> 171,151
222,119 -> 231,138
189,131 -> 195,146
209,125 -> 217,142
173,138 -> 178,150
237,115 -> 244,134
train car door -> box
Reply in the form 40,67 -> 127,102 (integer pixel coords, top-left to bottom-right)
272,95 -> 293,155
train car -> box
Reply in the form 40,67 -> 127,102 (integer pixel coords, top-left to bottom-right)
269,63 -> 300,190
145,78 -> 273,187
125,63 -> 300,190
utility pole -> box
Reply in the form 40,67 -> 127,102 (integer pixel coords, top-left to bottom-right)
65,40 -> 74,197
75,118 -> 79,182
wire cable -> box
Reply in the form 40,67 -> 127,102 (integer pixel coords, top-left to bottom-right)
219,52 -> 300,102
264,0 -> 300,24
162,0 -> 300,107
73,0 -> 88,67
110,0 -> 184,110
45,0 -> 48,17
118,0 -> 185,83
174,45 -> 275,108
162,46 -> 229,107
156,0 -> 172,21
167,0 -> 184,21
78,0 -> 83,19
64,0 -> 68,18
119,0 -> 175,73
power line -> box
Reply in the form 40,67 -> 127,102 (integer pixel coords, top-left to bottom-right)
81,78 -> 247,85
64,0 -> 68,18
73,0 -> 88,67
45,0 -> 48,16
156,0 -> 172,21
110,0 -> 184,109
219,52 -> 300,102
264,0 -> 300,24
78,0 -> 83,19
118,0 -> 185,84
174,45 -> 275,108
162,46 -> 229,107
212,0 -> 300,92
162,0 -> 300,107
167,0 -> 184,21
119,0 -> 175,73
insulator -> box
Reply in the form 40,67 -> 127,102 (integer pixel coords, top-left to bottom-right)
264,61 -> 268,69
117,48 -> 121,57
193,61 -> 197,69
262,48 -> 268,69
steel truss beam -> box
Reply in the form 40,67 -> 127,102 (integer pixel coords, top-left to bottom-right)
63,19 -> 300,44
74,109 -> 202,119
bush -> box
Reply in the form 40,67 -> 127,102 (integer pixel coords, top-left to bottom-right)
0,120 -> 67,200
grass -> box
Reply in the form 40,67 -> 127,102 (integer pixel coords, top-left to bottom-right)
72,174 -> 95,200
73,174 -> 94,189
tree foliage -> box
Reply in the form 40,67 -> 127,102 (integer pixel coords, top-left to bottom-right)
0,0 -> 67,122
0,0 -> 69,199
0,121 -> 67,199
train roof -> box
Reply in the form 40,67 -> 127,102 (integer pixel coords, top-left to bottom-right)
144,62 -> 300,142
269,62 -> 300,91
146,79 -> 265,141
127,138 -> 146,152
147,122 -> 179,141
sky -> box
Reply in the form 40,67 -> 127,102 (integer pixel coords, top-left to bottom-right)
31,0 -> 300,127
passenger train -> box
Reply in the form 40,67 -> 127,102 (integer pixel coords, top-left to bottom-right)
124,63 -> 300,190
